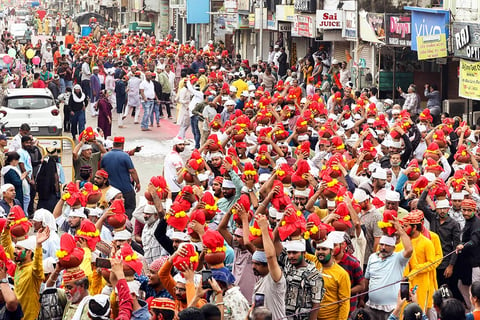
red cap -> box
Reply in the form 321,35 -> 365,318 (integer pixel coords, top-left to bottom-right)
96,169 -> 109,178
114,136 -> 125,143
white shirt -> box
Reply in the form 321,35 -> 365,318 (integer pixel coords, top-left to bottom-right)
81,62 -> 91,81
163,149 -> 184,193
273,51 -> 282,67
10,133 -> 22,152
139,79 -> 155,100
268,51 -> 275,64
186,81 -> 203,117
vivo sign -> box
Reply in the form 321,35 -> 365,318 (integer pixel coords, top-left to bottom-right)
405,7 -> 449,51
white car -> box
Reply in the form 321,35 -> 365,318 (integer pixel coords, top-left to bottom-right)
9,23 -> 29,43
0,88 -> 62,136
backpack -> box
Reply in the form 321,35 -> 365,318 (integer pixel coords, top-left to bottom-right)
38,288 -> 67,320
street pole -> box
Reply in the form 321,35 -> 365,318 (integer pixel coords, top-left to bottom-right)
259,0 -> 263,61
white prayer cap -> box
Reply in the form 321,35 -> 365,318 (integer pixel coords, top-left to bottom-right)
328,231 -> 345,244
283,239 -> 306,252
379,235 -> 396,246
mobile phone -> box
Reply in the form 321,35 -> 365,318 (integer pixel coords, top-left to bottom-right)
254,293 -> 265,307
96,258 -> 111,269
202,270 -> 212,289
400,281 -> 410,301
134,146 -> 142,152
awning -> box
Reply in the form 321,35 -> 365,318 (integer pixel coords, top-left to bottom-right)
73,12 -> 106,26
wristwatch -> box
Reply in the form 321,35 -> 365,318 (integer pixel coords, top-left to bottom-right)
0,278 -> 8,284
248,188 -> 254,193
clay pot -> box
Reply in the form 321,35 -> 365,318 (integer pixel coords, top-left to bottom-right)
456,154 -> 470,163
330,170 -> 341,179
435,140 -> 446,149
251,237 -> 264,250
424,152 -> 440,161
321,131 -> 332,139
274,131 -> 289,141
435,189 -> 447,198
183,172 -> 194,183
309,228 -> 327,241
87,193 -> 102,205
190,231 -> 201,241
332,220 -> 350,231
233,132 -> 246,142
296,126 -> 308,134
145,189 -> 168,202
288,228 -> 303,238
144,191 -> 154,202
258,117 -> 270,126
280,176 -> 292,185
322,189 -> 337,199
59,256 -> 82,269
293,179 -> 308,189
363,153 -> 374,161
391,131 -> 401,140
233,211 -> 252,227
205,252 -> 226,266
207,144 -> 220,152
408,172 -> 421,181
10,225 -> 28,239
257,156 -> 270,166
203,209 -> 216,222
107,214 -> 127,230
196,161 -> 206,172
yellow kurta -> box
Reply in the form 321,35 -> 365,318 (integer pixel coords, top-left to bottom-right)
429,231 -> 442,291
2,230 -> 44,320
44,19 -> 50,35
403,234 -> 436,310
305,253 -> 351,320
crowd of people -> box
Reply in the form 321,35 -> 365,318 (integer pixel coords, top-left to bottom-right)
0,9 -> 477,320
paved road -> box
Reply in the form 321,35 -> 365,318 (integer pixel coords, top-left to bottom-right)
78,104 -> 194,197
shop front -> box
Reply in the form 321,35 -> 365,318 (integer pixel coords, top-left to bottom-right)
453,22 -> 480,125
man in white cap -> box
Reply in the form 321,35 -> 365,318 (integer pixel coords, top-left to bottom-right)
330,231 -> 365,314
72,137 -> 106,182
280,238 -> 323,319
251,214 -> 286,320
0,183 -> 21,216
450,192 -> 466,230
364,218 -> 412,319
142,204 -> 168,264
358,167 -> 386,200
32,208 -> 60,259
221,99 -> 236,124
163,137 -> 186,200
105,186 -> 122,206
379,190 -> 408,218
2,226 -> 50,320
305,233 -> 350,320
217,160 -> 243,214
63,207 -> 87,235
353,188 -> 382,267
217,203 -> 256,301
293,189 -> 310,214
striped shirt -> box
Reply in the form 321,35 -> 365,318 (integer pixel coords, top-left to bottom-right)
338,253 -> 364,314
